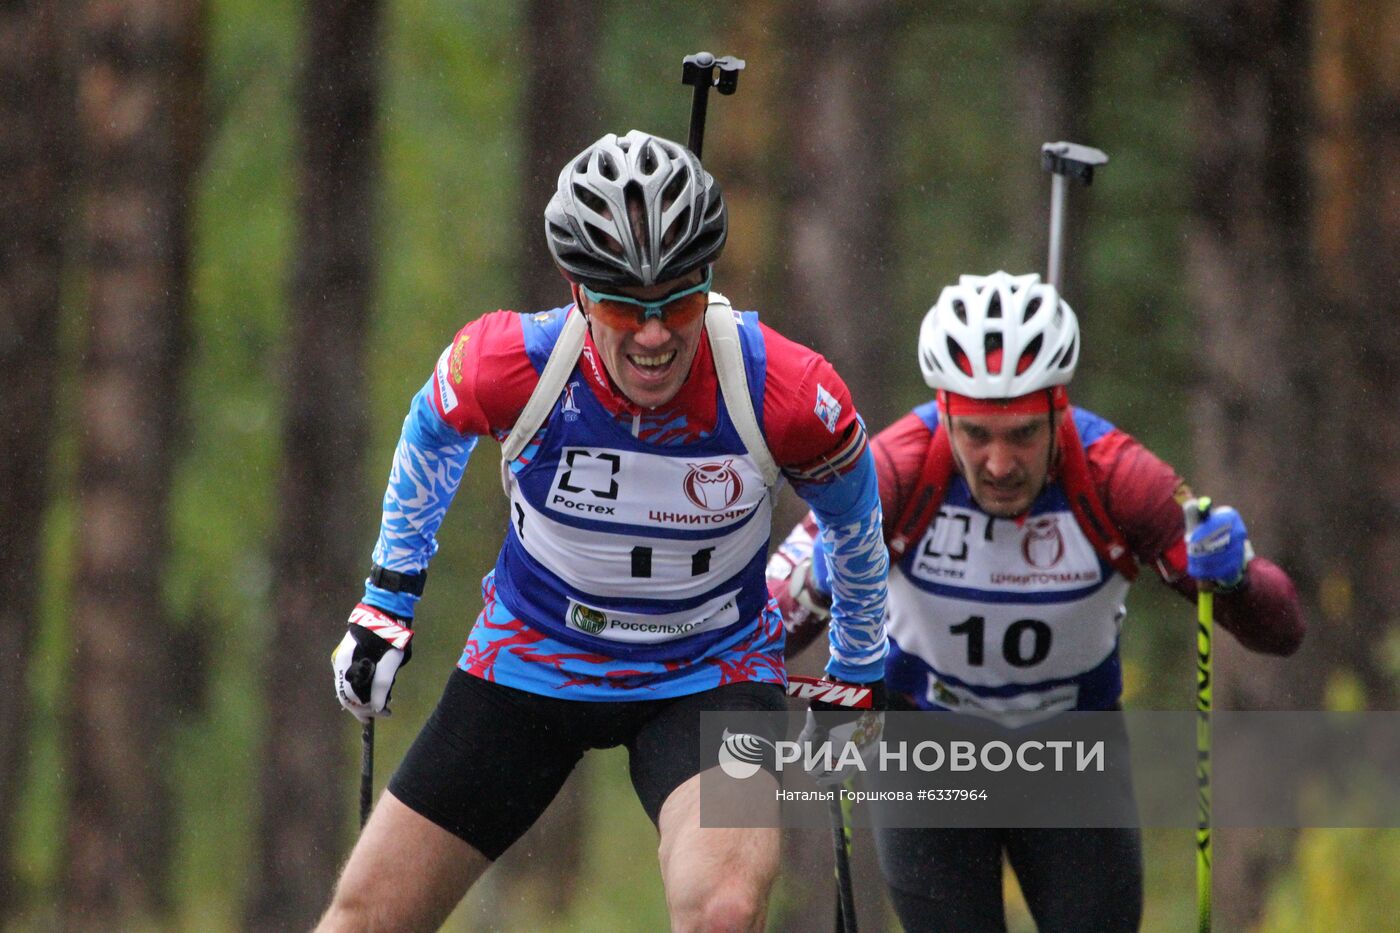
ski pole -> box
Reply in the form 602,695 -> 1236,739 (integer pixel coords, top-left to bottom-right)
1185,497 -> 1214,932
680,51 -> 745,158
1040,141 -> 1108,293
348,657 -> 376,829
789,676 -> 872,932
831,789 -> 858,933
359,721 -> 374,829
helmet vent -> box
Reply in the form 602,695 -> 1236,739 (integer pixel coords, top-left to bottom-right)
987,293 -> 1003,319
585,221 -> 624,258
624,181 -> 649,252
662,171 -> 687,211
984,333 -> 1003,373
597,152 -> 620,181
638,141 -> 659,174
980,332 -> 1002,372
1021,335 -> 1043,373
952,299 -> 968,324
1025,295 -> 1042,317
664,205 -> 690,250
948,337 -> 971,375
547,220 -> 577,245
573,184 -> 609,217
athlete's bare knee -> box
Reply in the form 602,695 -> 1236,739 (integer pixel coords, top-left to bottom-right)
315,884 -> 375,933
671,878 -> 767,933
700,885 -> 765,932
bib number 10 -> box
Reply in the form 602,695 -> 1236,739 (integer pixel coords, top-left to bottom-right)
949,615 -> 1052,668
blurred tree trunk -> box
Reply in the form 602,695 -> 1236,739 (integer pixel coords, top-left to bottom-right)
778,0 -> 904,431
1184,1 -> 1326,927
1308,0 -> 1400,709
63,0 -> 203,925
709,0 -> 785,324
517,0 -> 601,313
775,5 -> 903,929
0,0 -> 70,919
247,2 -> 383,929
1011,1 -> 1103,296
478,0 -> 601,922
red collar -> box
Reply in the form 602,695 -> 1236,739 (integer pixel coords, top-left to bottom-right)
576,307 -> 720,431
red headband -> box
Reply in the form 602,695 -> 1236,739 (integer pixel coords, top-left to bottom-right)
938,385 -> 1069,416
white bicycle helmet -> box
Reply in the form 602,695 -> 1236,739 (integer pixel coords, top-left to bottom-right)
917,272 -> 1079,398
545,130 -> 727,289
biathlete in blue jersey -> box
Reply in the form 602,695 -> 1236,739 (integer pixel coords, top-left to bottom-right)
317,130 -> 889,931
768,272 -> 1305,932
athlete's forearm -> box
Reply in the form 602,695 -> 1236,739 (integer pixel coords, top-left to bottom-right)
1214,558 -> 1306,655
798,446 -> 889,682
1168,556 -> 1305,656
364,381 -> 478,618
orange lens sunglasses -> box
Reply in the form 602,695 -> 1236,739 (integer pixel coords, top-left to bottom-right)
579,268 -> 712,333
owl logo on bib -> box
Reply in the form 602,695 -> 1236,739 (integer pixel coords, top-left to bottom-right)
683,460 -> 744,511
1022,516 -> 1066,569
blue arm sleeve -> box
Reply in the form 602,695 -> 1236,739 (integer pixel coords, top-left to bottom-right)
795,443 -> 888,683
811,535 -> 831,593
362,380 -> 478,618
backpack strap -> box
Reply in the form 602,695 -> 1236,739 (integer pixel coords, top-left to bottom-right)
1055,414 -> 1139,581
886,426 -> 956,559
499,296 -> 779,493
705,294 -> 780,488
499,308 -> 586,493
884,409 -> 1139,580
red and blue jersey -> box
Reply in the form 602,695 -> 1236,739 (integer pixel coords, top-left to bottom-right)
771,399 -> 1305,717
364,302 -> 888,700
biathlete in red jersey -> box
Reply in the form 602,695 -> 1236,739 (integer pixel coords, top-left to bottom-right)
768,271 -> 1304,933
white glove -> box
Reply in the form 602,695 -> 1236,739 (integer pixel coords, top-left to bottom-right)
332,603 -> 414,723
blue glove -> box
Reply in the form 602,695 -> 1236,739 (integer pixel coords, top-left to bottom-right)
1185,497 -> 1254,590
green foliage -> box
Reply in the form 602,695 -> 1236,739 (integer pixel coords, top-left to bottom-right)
1259,830 -> 1400,933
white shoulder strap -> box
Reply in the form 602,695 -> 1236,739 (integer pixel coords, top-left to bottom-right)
499,297 -> 780,490
500,308 -> 586,474
706,294 -> 780,487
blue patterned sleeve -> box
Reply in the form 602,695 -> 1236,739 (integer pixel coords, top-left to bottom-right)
795,442 -> 889,683
362,379 -> 478,618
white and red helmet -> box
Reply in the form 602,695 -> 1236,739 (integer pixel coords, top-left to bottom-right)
918,272 -> 1079,412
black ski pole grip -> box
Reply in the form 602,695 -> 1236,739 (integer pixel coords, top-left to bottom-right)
1184,495 -> 1214,536
348,656 -> 375,702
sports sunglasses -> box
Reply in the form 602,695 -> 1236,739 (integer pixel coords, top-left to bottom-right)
579,267 -> 712,332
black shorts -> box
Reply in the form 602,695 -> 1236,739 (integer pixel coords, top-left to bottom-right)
874,703 -> 1143,932
875,825 -> 1143,933
388,668 -> 786,860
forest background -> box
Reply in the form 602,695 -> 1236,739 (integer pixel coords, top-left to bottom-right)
1,0 -> 1397,930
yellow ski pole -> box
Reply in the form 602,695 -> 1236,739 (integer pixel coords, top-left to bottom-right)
1187,497 -> 1214,933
